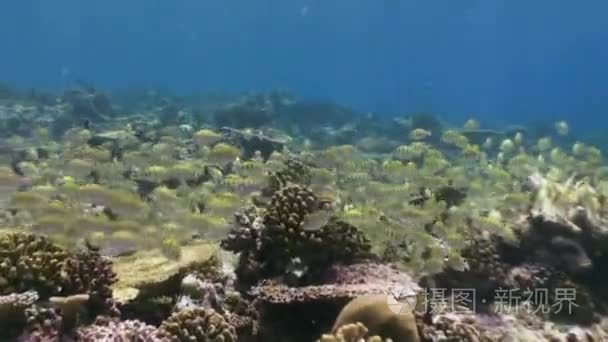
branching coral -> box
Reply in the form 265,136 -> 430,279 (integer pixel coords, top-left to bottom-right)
460,235 -> 509,285
75,317 -> 162,341
0,233 -> 69,297
263,158 -> 312,196
22,305 -> 63,342
223,183 -> 372,286
418,311 -> 486,342
60,243 -> 119,316
0,232 -> 118,324
0,291 -> 38,337
158,307 -> 237,342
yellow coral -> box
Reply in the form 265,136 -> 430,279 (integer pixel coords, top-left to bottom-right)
79,184 -> 148,217
331,295 -> 420,342
463,118 -> 480,130
208,143 -> 241,165
408,128 -> 431,141
10,191 -> 48,211
537,137 -> 552,152
441,130 -> 469,149
193,129 -> 222,147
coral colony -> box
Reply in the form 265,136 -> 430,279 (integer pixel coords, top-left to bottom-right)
0,86 -> 608,341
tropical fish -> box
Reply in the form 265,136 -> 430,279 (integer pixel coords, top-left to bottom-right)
409,128 -> 432,141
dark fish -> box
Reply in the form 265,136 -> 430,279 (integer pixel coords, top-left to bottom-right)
83,119 -> 93,130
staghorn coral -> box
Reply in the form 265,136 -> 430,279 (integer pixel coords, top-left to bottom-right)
158,307 -> 237,342
318,323 -> 391,342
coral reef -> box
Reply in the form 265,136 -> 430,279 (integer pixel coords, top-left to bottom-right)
318,323 -> 390,342
251,263 -> 419,304
220,126 -> 286,160
213,92 -> 286,129
223,183 -> 372,286
330,295 -> 420,342
0,291 -> 38,336
158,307 -> 237,342
22,305 -> 63,342
75,317 -> 161,342
3,83 -> 608,341
0,233 -> 69,297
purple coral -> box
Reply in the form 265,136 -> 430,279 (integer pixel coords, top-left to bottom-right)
75,318 -> 162,342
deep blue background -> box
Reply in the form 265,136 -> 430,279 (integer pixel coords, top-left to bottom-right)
1,0 -> 607,132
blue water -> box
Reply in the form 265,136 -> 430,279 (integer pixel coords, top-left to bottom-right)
1,1 -> 607,134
